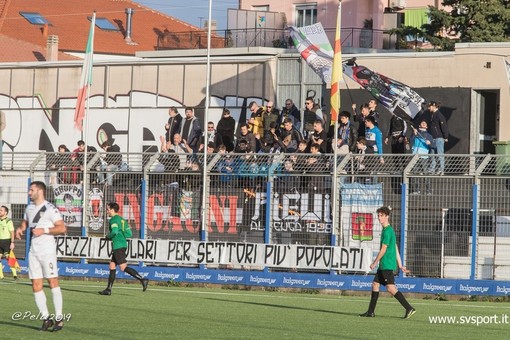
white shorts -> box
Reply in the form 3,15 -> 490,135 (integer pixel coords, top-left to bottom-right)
28,252 -> 59,279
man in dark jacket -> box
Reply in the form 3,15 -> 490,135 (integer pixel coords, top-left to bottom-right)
384,115 -> 408,154
179,107 -> 202,152
216,109 -> 236,152
353,103 -> 377,139
199,121 -> 223,153
164,107 -> 182,143
279,99 -> 301,132
276,118 -> 303,153
427,101 -> 449,174
335,111 -> 358,154
303,97 -> 324,138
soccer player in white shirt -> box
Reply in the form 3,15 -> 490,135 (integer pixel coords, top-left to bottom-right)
15,181 -> 67,332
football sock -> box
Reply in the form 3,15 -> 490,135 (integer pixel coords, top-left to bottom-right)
11,266 -> 17,277
107,269 -> 116,289
34,291 -> 49,319
367,291 -> 379,314
394,291 -> 413,310
124,267 -> 143,281
0,262 -> 4,278
51,287 -> 63,321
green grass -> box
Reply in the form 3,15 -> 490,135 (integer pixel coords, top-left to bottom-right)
1,278 -> 510,339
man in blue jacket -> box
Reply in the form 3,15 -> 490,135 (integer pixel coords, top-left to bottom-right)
410,120 -> 433,195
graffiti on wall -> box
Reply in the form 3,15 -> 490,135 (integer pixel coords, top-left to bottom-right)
0,92 -> 269,154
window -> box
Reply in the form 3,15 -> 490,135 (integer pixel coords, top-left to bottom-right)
20,12 -> 49,25
90,17 -> 119,31
296,4 -> 317,27
252,5 -> 270,12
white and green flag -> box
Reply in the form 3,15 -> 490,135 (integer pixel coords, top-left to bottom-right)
288,23 -> 333,85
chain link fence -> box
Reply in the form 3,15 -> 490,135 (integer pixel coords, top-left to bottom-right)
3,152 -> 510,279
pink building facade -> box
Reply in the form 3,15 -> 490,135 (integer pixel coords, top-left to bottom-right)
238,0 -> 446,49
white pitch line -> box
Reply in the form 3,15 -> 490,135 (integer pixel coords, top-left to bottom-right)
8,281 -> 506,311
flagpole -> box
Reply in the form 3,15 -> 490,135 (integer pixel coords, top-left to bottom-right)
82,70 -> 91,238
200,0 -> 213,243
331,0 -> 342,248
77,12 -> 96,238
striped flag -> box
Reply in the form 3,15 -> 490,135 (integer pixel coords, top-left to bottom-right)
288,23 -> 333,84
330,1 -> 342,124
343,63 -> 424,119
74,13 -> 96,131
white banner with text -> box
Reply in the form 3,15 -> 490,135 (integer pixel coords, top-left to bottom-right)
55,237 -> 371,272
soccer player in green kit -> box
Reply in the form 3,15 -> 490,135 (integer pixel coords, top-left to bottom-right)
359,206 -> 416,319
99,202 -> 148,295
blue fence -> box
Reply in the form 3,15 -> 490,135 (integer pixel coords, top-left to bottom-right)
2,152 -> 510,294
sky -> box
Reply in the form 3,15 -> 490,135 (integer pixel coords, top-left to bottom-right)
136,0 -> 239,31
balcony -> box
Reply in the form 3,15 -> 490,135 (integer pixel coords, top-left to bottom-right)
155,27 -> 402,51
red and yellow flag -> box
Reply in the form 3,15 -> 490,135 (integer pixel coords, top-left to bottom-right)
7,250 -> 20,271
330,1 -> 342,125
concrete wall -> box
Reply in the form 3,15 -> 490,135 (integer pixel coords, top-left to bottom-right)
0,43 -> 509,154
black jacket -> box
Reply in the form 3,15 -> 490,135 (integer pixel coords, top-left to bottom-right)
165,114 -> 183,142
105,144 -> 122,166
216,116 -> 236,151
429,110 -> 449,139
337,122 -> 358,153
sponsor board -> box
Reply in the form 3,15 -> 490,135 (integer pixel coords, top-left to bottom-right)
458,283 -> 490,295
13,260 -> 510,296
422,282 -> 455,293
64,266 -> 90,275
217,274 -> 244,283
496,285 -> 510,295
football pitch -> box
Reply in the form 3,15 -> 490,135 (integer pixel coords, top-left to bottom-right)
1,279 -> 509,339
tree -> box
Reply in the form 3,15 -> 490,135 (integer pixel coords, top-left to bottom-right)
423,0 -> 510,50
387,26 -> 426,50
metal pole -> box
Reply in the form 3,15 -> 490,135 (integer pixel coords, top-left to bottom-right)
82,12 -> 95,239
200,0 -> 213,243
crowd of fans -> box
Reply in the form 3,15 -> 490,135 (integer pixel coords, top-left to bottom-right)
45,98 -> 448,190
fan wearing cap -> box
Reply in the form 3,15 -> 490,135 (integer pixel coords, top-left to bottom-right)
364,115 -> 384,164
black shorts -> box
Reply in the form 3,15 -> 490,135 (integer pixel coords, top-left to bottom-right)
111,248 -> 127,265
373,269 -> 395,286
0,239 -> 10,256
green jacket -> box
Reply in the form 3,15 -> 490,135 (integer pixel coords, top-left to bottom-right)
107,214 -> 132,250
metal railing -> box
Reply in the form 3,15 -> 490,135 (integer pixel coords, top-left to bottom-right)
3,152 -> 510,280
154,27 -> 392,50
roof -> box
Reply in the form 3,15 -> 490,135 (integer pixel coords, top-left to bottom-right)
0,34 -> 80,62
0,0 -> 224,62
